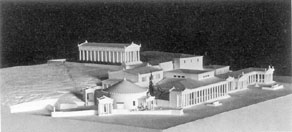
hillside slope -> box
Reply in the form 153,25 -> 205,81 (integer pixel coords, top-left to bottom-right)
0,62 -> 120,106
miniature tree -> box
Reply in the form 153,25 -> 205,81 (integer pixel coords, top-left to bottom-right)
148,73 -> 155,96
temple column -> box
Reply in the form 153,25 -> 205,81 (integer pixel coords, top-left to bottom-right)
113,51 -> 116,63
86,50 -> 89,61
118,51 -> 121,63
88,51 -> 91,61
105,51 -> 107,62
97,51 -> 100,61
109,50 -> 112,63
119,51 -> 123,63
84,50 -> 87,61
133,51 -> 135,62
129,51 -> 131,62
101,51 -> 104,62
82,50 -> 85,61
133,51 -> 136,62
131,51 -> 133,62
89,50 -> 93,61
89,50 -> 92,61
116,51 -> 118,63
134,51 -> 137,61
93,50 -> 96,61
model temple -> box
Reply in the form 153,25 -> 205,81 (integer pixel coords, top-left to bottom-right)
9,40 -> 283,117
78,41 -> 142,65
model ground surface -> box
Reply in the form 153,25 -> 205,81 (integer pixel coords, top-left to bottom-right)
1,62 -> 291,131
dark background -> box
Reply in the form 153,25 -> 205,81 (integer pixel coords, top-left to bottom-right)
1,0 -> 291,76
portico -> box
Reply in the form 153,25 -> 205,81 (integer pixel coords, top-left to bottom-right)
78,41 -> 142,65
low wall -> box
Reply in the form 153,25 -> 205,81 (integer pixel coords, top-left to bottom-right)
112,109 -> 184,116
156,99 -> 170,107
51,110 -> 98,117
10,99 -> 58,113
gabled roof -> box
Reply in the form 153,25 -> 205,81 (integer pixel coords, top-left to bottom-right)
104,79 -> 147,94
79,42 -> 130,48
166,69 -> 211,75
124,66 -> 162,75
217,67 -> 266,79
156,77 -> 226,91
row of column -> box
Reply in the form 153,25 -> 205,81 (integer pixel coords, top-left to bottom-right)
79,49 -> 140,63
181,83 -> 228,107
247,73 -> 273,85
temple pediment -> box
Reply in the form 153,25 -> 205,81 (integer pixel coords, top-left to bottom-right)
125,42 -> 141,51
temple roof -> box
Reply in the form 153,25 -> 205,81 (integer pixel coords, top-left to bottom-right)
217,67 -> 267,79
156,77 -> 226,91
79,42 -> 130,48
104,79 -> 147,94
124,66 -> 162,75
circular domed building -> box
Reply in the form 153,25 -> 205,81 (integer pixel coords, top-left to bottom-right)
104,79 -> 147,110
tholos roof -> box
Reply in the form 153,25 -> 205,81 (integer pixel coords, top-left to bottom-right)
104,79 -> 147,94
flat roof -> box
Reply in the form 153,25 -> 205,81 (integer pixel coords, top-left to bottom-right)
102,79 -> 122,83
79,42 -> 130,48
156,77 -> 226,91
217,67 -> 266,79
140,51 -> 197,65
204,65 -> 229,69
166,69 -> 212,74
124,66 -> 162,75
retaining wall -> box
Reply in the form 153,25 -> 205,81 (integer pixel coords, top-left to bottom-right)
10,99 -> 58,113
51,110 -> 98,117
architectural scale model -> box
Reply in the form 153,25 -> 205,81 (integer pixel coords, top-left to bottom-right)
8,40 -> 283,117
74,40 -> 280,116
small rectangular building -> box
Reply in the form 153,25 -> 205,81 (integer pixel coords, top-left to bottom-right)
173,56 -> 203,70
